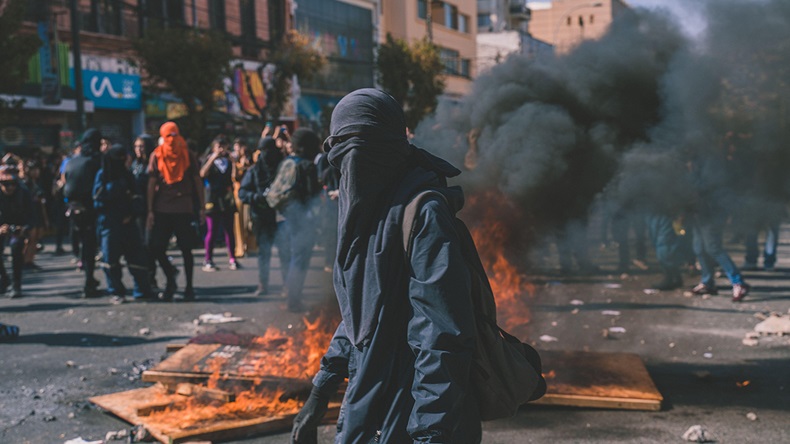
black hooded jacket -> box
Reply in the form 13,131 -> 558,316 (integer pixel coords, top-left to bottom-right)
64,128 -> 102,207
313,89 -> 480,443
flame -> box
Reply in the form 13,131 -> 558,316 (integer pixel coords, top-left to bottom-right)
467,190 -> 534,331
542,370 -> 557,379
145,312 -> 337,432
736,380 -> 751,388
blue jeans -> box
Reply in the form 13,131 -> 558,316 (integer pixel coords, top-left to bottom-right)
646,213 -> 681,274
744,222 -> 780,267
692,217 -> 743,287
282,205 -> 317,305
99,219 -> 152,298
253,219 -> 276,289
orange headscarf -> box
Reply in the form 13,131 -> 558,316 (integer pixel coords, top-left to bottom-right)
154,121 -> 190,185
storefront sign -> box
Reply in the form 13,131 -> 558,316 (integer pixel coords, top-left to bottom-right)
76,70 -> 142,110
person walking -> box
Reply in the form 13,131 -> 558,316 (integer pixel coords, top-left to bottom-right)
0,165 -> 31,299
199,135 -> 240,271
147,122 -> 204,301
131,134 -> 161,289
20,160 -> 48,270
291,89 -> 481,443
94,144 -> 155,304
63,129 -> 103,298
267,129 -> 321,312
238,136 -> 281,296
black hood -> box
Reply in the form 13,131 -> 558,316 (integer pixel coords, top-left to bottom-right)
79,128 -> 103,157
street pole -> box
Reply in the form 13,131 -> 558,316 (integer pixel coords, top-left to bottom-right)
426,0 -> 433,42
69,0 -> 85,135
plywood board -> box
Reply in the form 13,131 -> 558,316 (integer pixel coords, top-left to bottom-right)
533,350 -> 663,411
142,343 -> 310,389
90,384 -> 339,444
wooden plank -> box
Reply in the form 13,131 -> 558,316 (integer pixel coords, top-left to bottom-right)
90,384 -> 340,444
166,343 -> 187,353
175,383 -> 236,403
532,350 -> 663,411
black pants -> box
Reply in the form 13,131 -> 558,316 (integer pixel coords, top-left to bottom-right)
0,235 -> 24,290
148,212 -> 195,290
72,210 -> 97,289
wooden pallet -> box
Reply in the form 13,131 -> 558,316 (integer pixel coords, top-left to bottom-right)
90,384 -> 340,444
534,350 -> 663,411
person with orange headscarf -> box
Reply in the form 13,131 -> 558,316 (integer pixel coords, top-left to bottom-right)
146,122 -> 205,301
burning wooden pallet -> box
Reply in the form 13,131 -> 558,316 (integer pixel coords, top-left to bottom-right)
91,344 -> 661,443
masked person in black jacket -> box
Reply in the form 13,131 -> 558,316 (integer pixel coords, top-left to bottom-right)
238,136 -> 282,296
94,144 -> 155,304
64,128 -> 102,298
0,165 -> 32,298
291,89 -> 480,443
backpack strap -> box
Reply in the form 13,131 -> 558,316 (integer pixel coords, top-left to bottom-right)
402,190 -> 449,260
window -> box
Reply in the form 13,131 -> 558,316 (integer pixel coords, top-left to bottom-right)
567,16 -> 571,26
460,58 -> 470,77
145,0 -> 184,27
240,0 -> 257,56
87,0 -> 122,35
209,0 -> 226,31
419,1 -> 468,32
477,13 -> 491,30
440,47 -> 459,75
590,14 -> 595,24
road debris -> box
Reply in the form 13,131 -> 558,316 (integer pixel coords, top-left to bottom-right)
602,310 -> 621,316
570,299 -> 584,305
138,328 -> 151,336
63,438 -> 102,444
742,338 -> 759,346
754,313 -> 790,336
195,313 -> 244,325
643,289 -> 659,295
609,327 -> 626,333
604,283 -> 622,289
682,425 -> 716,442
746,412 -> 758,421
539,335 -> 558,342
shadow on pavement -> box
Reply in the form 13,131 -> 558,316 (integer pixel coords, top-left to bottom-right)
535,302 -> 751,315
5,332 -> 185,347
0,302 -> 85,314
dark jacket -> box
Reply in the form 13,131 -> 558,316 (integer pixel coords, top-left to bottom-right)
64,155 -> 100,207
313,168 -> 480,444
238,144 -> 279,230
93,168 -> 139,225
0,180 -> 32,230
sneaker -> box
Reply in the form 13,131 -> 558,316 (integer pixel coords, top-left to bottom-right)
109,295 -> 126,305
182,287 -> 196,301
650,275 -> 683,291
202,262 -> 218,272
253,284 -> 267,297
228,261 -> 240,271
732,283 -> 750,302
691,283 -> 719,296
159,278 -> 177,302
764,264 -> 776,272
7,287 -> 22,299
741,262 -> 759,271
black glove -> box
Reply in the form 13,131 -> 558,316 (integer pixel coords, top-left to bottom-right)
290,385 -> 331,444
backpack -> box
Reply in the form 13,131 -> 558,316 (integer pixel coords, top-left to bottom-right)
264,156 -> 320,211
402,190 -> 547,421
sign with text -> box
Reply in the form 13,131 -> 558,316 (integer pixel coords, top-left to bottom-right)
74,70 -> 142,110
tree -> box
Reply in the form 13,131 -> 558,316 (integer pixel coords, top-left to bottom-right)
377,34 -> 445,130
0,0 -> 42,122
242,30 -> 325,123
133,27 -> 233,145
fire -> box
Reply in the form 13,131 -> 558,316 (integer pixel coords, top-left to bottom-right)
467,190 -> 534,331
736,380 -> 751,388
542,370 -> 557,379
146,312 -> 337,431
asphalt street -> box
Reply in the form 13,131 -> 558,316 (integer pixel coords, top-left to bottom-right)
0,232 -> 788,443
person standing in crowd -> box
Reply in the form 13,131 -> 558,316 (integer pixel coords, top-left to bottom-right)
147,122 -> 204,301
267,128 -> 320,312
94,144 -> 154,304
199,135 -> 240,272
689,152 -> 750,302
49,151 -> 68,255
131,134 -> 160,289
238,135 -> 281,296
20,160 -> 48,270
291,89 -> 481,443
64,129 -> 102,298
231,138 -> 253,258
57,145 -> 81,261
0,165 -> 31,299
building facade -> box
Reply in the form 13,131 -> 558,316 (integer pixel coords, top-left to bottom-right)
1,0 -> 290,156
476,0 -> 552,74
381,0 -> 477,98
527,0 -> 628,54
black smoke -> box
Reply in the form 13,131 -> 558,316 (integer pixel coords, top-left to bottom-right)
415,0 -> 790,265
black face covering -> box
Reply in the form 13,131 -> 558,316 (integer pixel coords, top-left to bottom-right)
80,128 -> 103,158
326,88 -> 461,347
103,144 -> 127,182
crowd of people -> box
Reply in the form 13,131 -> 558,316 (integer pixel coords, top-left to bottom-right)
0,121 -> 339,315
